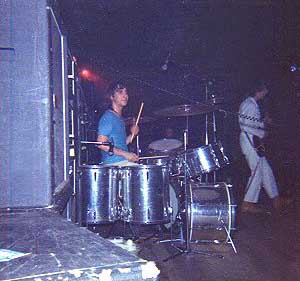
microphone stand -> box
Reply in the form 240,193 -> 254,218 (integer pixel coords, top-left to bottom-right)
80,140 -> 114,156
80,141 -> 113,145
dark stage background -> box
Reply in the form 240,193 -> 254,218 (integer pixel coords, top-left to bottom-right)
54,1 -> 299,181
1,1 -> 299,207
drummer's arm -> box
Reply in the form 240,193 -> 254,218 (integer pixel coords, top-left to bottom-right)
97,135 -> 138,161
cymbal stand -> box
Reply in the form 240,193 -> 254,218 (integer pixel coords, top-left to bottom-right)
205,82 -> 209,183
204,81 -> 218,183
163,115 -> 223,262
136,135 -> 141,157
212,96 -> 217,183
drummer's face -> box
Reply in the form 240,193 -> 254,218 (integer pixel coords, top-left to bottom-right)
111,88 -> 128,107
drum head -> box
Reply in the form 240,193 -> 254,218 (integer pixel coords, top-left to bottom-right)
148,138 -> 182,153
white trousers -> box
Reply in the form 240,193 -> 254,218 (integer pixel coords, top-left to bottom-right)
240,132 -> 279,203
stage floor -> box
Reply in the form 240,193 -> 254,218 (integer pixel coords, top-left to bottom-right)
1,177 -> 299,281
146,185 -> 299,281
90,180 -> 299,281
0,208 -> 159,281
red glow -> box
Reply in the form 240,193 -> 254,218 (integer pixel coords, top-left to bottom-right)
79,68 -> 103,88
81,69 -> 90,78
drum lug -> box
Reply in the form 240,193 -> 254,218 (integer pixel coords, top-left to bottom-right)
128,209 -> 133,220
111,207 -> 117,217
87,209 -> 97,221
122,207 -> 132,221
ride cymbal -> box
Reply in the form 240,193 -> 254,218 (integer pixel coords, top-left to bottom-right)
154,103 -> 216,117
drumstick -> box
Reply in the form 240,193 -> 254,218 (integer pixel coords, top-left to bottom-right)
130,102 -> 144,142
139,155 -> 169,160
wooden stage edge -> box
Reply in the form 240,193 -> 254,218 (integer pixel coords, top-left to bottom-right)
0,208 -> 159,281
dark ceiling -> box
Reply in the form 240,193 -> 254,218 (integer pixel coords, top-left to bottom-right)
56,1 -> 297,69
52,1 -> 299,154
54,1 -> 299,114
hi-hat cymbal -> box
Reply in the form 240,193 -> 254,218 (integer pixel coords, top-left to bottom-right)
154,103 -> 217,117
124,116 -> 156,126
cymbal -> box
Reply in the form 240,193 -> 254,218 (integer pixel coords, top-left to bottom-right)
124,116 -> 156,126
154,103 -> 217,117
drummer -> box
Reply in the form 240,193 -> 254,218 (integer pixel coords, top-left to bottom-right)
97,82 -> 139,166
165,127 -> 175,139
148,126 -> 183,155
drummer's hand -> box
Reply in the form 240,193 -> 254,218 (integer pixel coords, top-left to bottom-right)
124,151 -> 139,162
130,124 -> 139,138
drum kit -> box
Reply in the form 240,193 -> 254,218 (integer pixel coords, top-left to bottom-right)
80,101 -> 237,255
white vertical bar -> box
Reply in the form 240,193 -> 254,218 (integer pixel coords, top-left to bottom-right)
61,35 -> 68,180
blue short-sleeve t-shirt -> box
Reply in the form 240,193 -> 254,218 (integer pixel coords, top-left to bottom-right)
97,110 -> 128,164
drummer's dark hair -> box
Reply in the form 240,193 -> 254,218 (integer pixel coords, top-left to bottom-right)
107,81 -> 127,98
103,81 -> 127,108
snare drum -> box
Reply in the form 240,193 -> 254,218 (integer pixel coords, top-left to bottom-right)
141,156 -> 169,166
120,165 -> 170,224
140,156 -> 182,176
80,165 -> 119,224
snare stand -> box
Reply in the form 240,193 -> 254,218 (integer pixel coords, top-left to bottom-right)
163,118 -> 224,262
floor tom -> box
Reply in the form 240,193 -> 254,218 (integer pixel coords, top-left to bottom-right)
120,165 -> 171,224
80,165 -> 119,224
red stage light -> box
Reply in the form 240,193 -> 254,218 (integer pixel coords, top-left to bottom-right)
80,69 -> 91,79
79,68 -> 102,84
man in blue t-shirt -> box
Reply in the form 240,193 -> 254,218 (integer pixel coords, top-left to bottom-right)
97,82 -> 139,165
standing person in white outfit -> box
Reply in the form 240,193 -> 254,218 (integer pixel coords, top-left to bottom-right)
239,80 -> 290,213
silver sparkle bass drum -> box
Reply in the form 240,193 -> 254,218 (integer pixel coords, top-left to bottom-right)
182,182 -> 236,242
120,165 -> 171,224
80,165 -> 119,224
